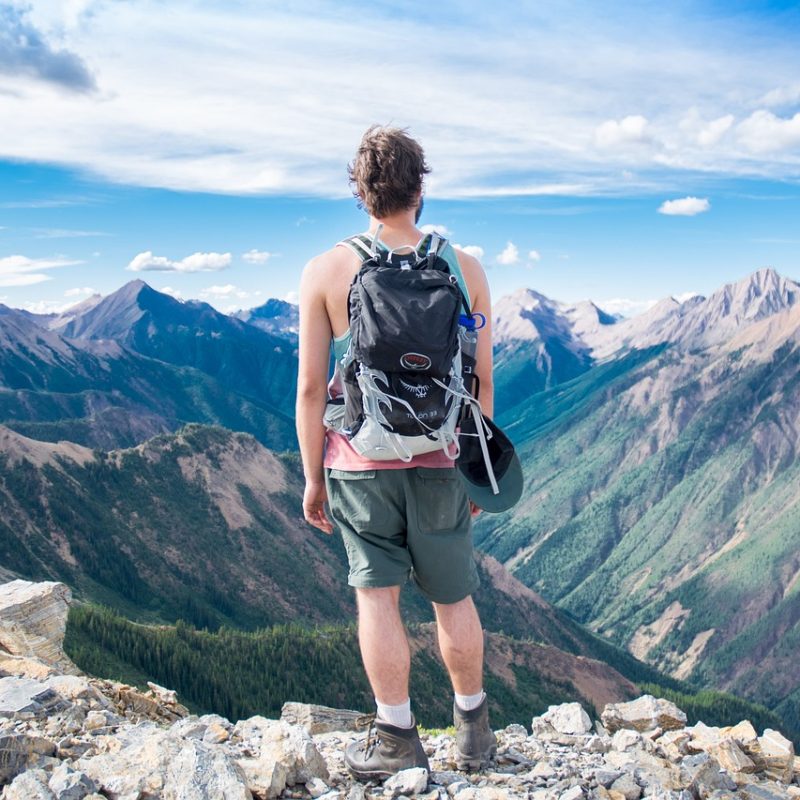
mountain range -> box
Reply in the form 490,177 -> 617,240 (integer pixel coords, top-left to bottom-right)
1,420 -> 684,728
0,280 -> 297,450
2,266 -> 800,736
477,266 -> 800,734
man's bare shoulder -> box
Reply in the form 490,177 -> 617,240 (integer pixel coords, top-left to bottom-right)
453,246 -> 486,280
304,244 -> 353,275
453,246 -> 489,304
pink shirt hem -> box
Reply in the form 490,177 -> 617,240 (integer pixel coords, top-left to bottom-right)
324,430 -> 455,471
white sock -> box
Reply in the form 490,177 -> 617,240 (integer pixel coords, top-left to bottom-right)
455,690 -> 485,712
375,698 -> 413,728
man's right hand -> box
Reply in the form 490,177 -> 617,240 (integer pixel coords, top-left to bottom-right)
303,479 -> 334,534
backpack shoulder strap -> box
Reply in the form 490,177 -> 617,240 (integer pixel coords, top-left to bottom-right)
337,224 -> 386,263
336,234 -> 374,262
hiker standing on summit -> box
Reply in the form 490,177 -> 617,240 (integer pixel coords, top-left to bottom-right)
296,126 -> 496,778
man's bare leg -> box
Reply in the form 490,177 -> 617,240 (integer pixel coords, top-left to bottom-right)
356,586 -> 410,705
432,595 -> 484,695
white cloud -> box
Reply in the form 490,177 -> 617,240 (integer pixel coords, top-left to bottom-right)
454,244 -> 485,260
595,115 -> 650,148
737,110 -> 800,153
284,290 -> 299,304
759,85 -> 800,109
242,249 -> 272,264
2,4 -> 800,196
199,284 -> 251,300
674,291 -> 702,303
127,251 -> 232,273
496,242 -> 519,266
697,115 -> 734,147
21,299 -> 78,314
419,224 -> 452,236
658,197 -> 710,216
64,286 -> 97,297
528,249 -> 541,262
34,228 -> 107,239
598,297 -> 658,317
158,286 -> 183,298
0,254 -> 81,287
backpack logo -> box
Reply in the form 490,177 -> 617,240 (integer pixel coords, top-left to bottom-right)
400,352 -> 431,370
399,378 -> 430,399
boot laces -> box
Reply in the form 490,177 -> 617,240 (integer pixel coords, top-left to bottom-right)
357,712 -> 378,757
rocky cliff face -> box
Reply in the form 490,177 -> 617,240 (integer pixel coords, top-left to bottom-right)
2,581 -> 799,799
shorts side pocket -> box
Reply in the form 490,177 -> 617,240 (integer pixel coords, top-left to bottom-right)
414,468 -> 466,533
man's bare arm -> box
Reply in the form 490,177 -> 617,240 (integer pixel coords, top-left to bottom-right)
296,257 -> 334,534
457,251 -> 494,420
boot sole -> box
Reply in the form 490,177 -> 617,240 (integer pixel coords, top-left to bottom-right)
346,766 -> 394,782
456,745 -> 497,772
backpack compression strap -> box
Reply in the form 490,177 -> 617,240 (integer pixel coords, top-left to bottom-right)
337,229 -> 447,264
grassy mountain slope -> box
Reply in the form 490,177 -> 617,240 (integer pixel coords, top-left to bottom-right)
1,421 -> 691,721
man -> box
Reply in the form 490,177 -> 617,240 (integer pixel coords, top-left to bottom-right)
296,125 -> 496,779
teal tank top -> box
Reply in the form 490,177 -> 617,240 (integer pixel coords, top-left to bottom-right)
331,236 -> 470,362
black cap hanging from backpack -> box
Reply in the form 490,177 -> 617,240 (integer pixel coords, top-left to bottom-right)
456,405 -> 523,513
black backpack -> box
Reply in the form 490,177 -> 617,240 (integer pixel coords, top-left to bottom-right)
325,228 -> 477,461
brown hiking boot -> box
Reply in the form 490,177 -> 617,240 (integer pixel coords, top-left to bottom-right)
344,716 -> 430,781
454,696 -> 497,770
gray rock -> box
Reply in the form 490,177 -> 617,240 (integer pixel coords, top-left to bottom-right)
542,703 -> 593,736
0,676 -> 69,718
3,768 -> 56,800
281,701 -> 367,734
586,735 -> 611,754
233,716 -> 329,797
756,728 -> 795,783
612,730 -> 645,753
446,779 -> 472,796
48,762 -> 98,800
0,580 -> 77,673
739,782 -> 796,800
172,713 -> 232,744
610,772 -> 642,800
602,696 -> 687,735
559,786 -> 584,800
679,753 -> 736,796
0,732 -> 57,784
305,776 -> 330,797
43,675 -> 100,704
384,767 -> 429,797
78,722 -> 250,799
710,738 -> 756,774
56,736 -> 94,760
594,768 -> 623,788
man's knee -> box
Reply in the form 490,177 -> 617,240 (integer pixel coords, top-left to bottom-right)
433,594 -> 479,619
356,585 -> 402,612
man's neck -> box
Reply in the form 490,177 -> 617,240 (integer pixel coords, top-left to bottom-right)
367,211 -> 421,250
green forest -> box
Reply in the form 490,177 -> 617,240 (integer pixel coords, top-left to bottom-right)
65,604 -> 793,741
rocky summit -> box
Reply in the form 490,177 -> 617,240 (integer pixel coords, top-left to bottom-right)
2,582 -> 800,800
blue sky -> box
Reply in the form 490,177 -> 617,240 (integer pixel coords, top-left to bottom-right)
1,0 -> 799,316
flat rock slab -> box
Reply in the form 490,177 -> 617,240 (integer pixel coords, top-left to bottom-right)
0,580 -> 77,674
0,676 -> 69,718
602,695 -> 687,734
0,733 -> 57,784
280,702 -> 368,734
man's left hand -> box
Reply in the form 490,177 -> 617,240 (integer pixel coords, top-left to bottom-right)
303,479 -> 334,534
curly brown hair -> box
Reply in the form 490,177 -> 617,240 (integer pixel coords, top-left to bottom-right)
348,126 -> 431,219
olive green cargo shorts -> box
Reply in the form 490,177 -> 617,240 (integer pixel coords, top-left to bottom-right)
325,467 -> 480,604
